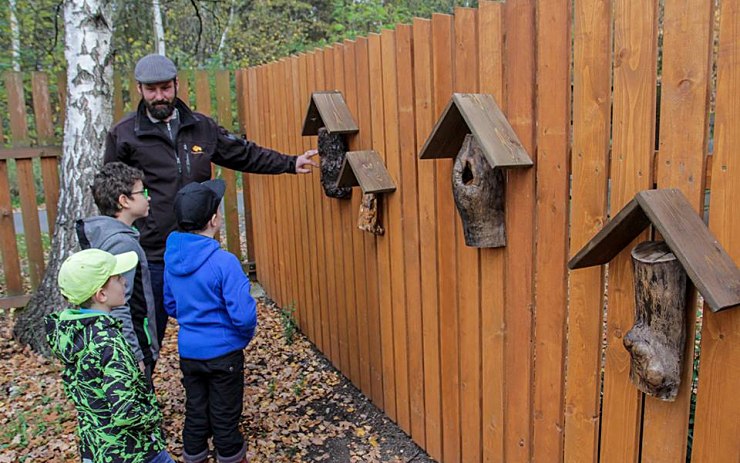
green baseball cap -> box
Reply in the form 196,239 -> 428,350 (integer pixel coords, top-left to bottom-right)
58,249 -> 138,305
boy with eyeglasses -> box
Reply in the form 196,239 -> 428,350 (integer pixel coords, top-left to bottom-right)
76,162 -> 160,385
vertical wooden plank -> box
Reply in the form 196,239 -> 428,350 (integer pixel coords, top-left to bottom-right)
285,57 -> 303,327
642,0 -> 714,461
177,70 -> 190,106
381,28 -> 411,433
355,37 -> 384,408
413,17 -> 443,461
396,23 -> 426,447
321,47 -> 342,369
343,39 -> 366,392
215,70 -> 242,259
57,71 -> 67,129
275,60 -> 295,309
564,0 -> 612,461
314,50 -> 332,355
453,8 -> 482,463
431,13 -> 460,463
332,44 -> 353,380
266,63 -> 286,306
31,72 -> 60,236
692,1 -> 740,461
258,66 -> 277,297
289,56 -> 309,335
502,0 -> 537,460
236,69 -> 257,265
477,2 -> 506,461
0,158 -> 23,295
195,70 -> 212,116
335,42 -> 360,386
600,0 -> 658,461
6,72 -> 45,287
533,0 -> 571,460
298,53 -> 319,344
113,72 -> 124,122
369,32 -> 397,421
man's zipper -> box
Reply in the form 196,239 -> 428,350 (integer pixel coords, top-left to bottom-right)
184,144 -> 191,176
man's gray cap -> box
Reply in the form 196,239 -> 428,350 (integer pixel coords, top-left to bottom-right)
134,54 -> 177,84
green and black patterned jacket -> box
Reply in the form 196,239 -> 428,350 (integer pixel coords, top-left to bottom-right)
45,309 -> 165,463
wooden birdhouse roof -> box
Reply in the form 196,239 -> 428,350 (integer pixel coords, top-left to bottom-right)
337,150 -> 396,194
301,91 -> 359,136
568,188 -> 740,312
418,93 -> 533,169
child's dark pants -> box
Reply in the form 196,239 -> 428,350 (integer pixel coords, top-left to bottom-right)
180,349 -> 245,461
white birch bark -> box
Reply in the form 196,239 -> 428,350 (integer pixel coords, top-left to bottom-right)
217,0 -> 236,56
14,0 -> 115,355
152,0 -> 166,55
9,0 -> 21,71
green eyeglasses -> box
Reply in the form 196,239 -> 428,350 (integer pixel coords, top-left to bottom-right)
130,188 -> 149,199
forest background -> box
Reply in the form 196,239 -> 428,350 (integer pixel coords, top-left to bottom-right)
0,0 -> 476,75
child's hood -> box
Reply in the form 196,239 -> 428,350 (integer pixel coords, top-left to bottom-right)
45,309 -> 116,364
164,231 -> 221,276
77,216 -> 139,249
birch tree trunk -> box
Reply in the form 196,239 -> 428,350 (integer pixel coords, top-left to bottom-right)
9,0 -> 21,71
13,0 -> 115,355
152,0 -> 166,55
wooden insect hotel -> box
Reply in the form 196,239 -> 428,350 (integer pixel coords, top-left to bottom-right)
418,93 -> 533,247
569,189 -> 740,400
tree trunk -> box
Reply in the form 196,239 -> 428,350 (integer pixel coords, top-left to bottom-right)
152,0 -> 166,55
623,240 -> 688,401
13,0 -> 115,356
452,134 -> 506,247
9,0 -> 21,71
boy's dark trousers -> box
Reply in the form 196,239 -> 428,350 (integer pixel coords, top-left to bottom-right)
180,349 -> 246,462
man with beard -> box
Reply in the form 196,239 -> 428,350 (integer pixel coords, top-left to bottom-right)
105,54 -> 318,351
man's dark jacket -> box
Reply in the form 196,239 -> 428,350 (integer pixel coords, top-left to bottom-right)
104,99 -> 296,262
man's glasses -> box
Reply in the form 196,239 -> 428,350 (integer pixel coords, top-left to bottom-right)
130,188 -> 149,199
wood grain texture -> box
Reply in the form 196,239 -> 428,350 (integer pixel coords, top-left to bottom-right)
564,0 -> 612,460
337,150 -> 396,193
692,1 -> 740,459
412,18 -> 443,459
477,2 -> 506,461
600,0 -> 658,460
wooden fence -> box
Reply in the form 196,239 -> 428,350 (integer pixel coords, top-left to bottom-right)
1,0 -> 738,461
241,0 -> 738,462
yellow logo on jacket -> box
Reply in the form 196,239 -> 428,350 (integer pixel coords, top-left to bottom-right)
191,145 -> 203,154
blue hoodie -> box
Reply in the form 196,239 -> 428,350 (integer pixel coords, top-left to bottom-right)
163,231 -> 257,360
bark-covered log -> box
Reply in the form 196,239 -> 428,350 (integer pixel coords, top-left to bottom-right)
13,0 -> 114,356
358,193 -> 384,235
623,240 -> 688,401
452,134 -> 505,247
318,127 -> 352,199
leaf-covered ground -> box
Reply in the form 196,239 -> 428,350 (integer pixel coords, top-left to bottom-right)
0,296 -> 434,462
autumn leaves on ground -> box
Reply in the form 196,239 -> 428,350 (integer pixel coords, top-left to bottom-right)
0,298 -> 431,462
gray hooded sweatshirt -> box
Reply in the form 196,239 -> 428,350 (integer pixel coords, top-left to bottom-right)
76,216 -> 159,364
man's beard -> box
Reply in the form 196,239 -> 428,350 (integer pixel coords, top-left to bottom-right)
145,96 -> 176,120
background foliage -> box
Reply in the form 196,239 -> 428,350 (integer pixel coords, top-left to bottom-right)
0,0 -> 478,74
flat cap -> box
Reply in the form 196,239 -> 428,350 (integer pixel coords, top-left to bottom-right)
135,54 -> 177,84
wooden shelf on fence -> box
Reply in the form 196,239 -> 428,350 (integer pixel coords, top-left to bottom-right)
568,188 -> 740,312
337,150 -> 396,194
419,93 -> 533,169
301,91 -> 359,136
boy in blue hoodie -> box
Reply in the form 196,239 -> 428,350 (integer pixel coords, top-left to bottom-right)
164,179 -> 256,463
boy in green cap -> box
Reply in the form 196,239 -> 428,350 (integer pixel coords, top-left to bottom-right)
45,248 -> 173,463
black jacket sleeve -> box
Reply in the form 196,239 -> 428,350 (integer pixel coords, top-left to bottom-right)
211,121 -> 296,174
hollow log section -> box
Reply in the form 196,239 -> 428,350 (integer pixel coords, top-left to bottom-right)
623,240 -> 688,401
452,134 -> 505,247
318,127 -> 352,199
358,193 -> 384,235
